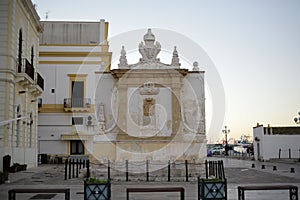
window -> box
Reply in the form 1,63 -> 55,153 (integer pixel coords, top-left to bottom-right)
72,117 -> 83,125
72,81 -> 84,107
70,140 -> 84,155
31,46 -> 34,65
18,29 -> 22,72
16,105 -> 21,147
68,74 -> 87,108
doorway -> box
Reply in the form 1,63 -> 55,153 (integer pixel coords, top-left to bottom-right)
71,81 -> 84,107
70,140 -> 84,155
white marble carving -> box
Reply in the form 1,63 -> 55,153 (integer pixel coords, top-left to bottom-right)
127,29 -> 171,68
139,81 -> 160,95
139,29 -> 161,63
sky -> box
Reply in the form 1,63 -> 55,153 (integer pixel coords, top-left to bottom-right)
32,0 -> 300,142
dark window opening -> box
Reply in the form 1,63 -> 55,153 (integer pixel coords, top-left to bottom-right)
71,81 -> 84,107
31,46 -> 34,65
70,140 -> 84,155
72,117 -> 83,125
18,29 -> 22,72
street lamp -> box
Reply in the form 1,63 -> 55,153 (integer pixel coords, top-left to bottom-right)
294,112 -> 300,124
222,126 -> 230,156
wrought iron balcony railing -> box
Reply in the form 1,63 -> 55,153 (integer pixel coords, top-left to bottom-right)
64,98 -> 91,108
37,72 -> 44,91
18,58 -> 34,81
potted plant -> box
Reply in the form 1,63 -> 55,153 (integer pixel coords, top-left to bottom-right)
198,177 -> 227,200
84,178 -> 111,200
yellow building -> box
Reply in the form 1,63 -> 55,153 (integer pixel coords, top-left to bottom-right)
0,0 -> 44,170
37,20 -> 112,160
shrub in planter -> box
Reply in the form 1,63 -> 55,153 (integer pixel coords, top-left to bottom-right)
19,164 -> 27,171
198,177 -> 227,200
84,178 -> 111,200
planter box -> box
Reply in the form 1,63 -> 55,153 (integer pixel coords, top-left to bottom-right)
198,177 -> 227,200
84,180 -> 111,200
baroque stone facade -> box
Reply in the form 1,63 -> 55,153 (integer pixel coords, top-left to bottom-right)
93,29 -> 207,165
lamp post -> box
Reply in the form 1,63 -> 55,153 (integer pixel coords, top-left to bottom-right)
222,126 -> 230,156
294,112 -> 300,124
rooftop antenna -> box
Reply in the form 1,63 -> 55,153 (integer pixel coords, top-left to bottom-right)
45,11 -> 50,20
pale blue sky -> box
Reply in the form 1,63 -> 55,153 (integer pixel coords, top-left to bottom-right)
32,0 -> 300,142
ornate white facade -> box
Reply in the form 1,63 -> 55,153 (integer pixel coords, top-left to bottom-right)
93,29 -> 207,164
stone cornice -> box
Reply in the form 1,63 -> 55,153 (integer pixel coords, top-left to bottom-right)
110,68 -> 189,79
20,0 -> 43,33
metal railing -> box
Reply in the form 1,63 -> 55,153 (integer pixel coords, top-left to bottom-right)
37,72 -> 44,90
17,58 -> 35,81
64,98 -> 91,108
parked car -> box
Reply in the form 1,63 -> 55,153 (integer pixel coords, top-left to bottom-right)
208,146 -> 225,155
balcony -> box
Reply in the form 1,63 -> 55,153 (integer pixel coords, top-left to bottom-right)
63,98 -> 91,112
17,58 -> 44,96
37,72 -> 44,91
16,58 -> 35,86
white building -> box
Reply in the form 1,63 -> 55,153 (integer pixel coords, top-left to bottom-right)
253,124 -> 300,161
38,27 -> 207,168
0,0 -> 43,170
37,20 -> 111,159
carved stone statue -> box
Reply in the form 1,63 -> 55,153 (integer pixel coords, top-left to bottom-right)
138,29 -> 161,63
192,61 -> 199,71
118,46 -> 128,68
171,46 -> 181,67
118,29 -> 183,69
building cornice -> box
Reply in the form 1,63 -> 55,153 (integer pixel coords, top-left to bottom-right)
20,0 -> 43,32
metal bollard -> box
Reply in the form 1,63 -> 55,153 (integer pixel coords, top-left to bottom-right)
251,163 -> 255,168
146,160 -> 149,182
168,160 -> 171,182
185,160 -> 188,182
279,148 -> 281,159
108,160 -> 110,181
273,166 -> 277,171
261,164 -> 265,169
64,159 -> 68,180
126,160 -> 128,181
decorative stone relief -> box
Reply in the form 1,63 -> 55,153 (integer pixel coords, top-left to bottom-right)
95,102 -> 106,134
139,81 -> 160,95
182,99 -> 200,133
138,29 -> 161,63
